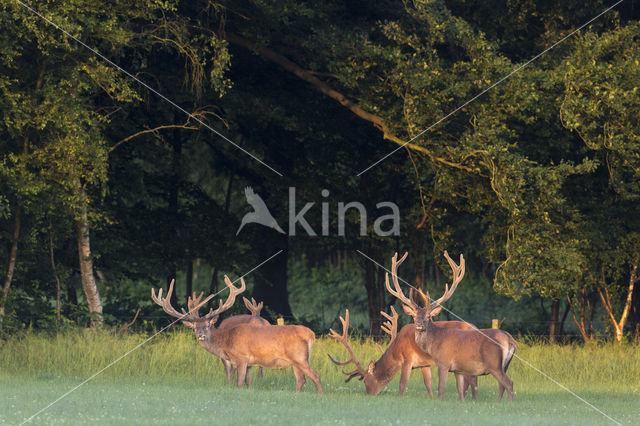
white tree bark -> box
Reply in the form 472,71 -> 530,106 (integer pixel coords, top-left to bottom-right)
75,185 -> 103,326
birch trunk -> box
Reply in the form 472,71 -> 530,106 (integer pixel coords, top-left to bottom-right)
75,185 -> 103,326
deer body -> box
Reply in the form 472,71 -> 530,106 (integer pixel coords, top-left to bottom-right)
385,250 -> 517,402
152,277 -> 322,393
328,310 -> 477,397
415,319 -> 516,401
216,313 -> 269,383
221,323 -> 322,392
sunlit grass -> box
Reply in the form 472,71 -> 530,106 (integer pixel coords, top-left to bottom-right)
1,328 -> 639,424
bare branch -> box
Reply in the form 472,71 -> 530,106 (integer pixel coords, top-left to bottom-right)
110,122 -> 198,153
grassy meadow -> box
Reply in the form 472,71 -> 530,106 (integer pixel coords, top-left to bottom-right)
1,328 -> 639,425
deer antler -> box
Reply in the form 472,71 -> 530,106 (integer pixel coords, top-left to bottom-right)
243,297 -> 264,316
429,251 -> 465,311
151,279 -> 214,322
380,305 -> 399,342
374,305 -> 400,354
384,252 -> 418,311
187,291 -> 206,317
202,275 -> 247,319
328,310 -> 367,382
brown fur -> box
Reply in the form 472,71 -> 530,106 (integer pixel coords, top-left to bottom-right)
222,323 -> 323,392
214,315 -> 270,383
414,317 -> 517,401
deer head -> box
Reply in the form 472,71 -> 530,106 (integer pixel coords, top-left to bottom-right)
328,310 -> 387,395
151,275 -> 246,343
386,251 -> 464,332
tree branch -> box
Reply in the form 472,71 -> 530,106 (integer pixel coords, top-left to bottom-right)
219,31 -> 476,173
110,123 -> 198,153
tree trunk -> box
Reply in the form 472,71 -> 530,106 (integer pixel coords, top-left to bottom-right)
75,186 -> 103,326
413,230 -> 425,292
67,276 -> 78,306
549,299 -> 560,343
252,236 -> 292,322
0,204 -> 21,328
567,287 -> 596,344
208,267 -> 218,309
208,172 -> 233,309
167,127 -> 182,308
48,218 -> 62,326
593,259 -> 638,343
185,259 -> 193,306
559,300 -> 570,336
363,246 -> 385,340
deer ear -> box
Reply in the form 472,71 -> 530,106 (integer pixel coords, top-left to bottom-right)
208,316 -> 219,327
182,320 -> 195,329
368,361 -> 375,374
430,305 -> 443,317
402,304 -> 416,318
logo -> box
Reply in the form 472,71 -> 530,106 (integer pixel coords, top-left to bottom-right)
236,187 -> 400,237
236,187 -> 286,235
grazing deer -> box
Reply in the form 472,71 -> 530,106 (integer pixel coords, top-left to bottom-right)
376,304 -> 479,399
152,277 -> 322,393
387,251 -> 517,402
328,309 -> 476,397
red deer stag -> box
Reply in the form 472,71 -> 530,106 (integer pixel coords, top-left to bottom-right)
152,276 -> 255,383
388,251 -> 517,402
328,309 -> 475,397
152,277 -> 322,393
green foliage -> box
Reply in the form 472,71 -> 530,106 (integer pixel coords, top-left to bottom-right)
288,255 -> 368,331
2,0 -> 639,341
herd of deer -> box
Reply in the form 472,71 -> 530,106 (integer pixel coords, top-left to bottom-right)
152,251 -> 517,401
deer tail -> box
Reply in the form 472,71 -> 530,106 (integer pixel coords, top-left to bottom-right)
502,334 -> 517,372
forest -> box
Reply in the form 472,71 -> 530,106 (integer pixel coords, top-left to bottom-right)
1,0 -> 640,344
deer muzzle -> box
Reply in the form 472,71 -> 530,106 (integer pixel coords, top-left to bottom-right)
415,325 -> 425,332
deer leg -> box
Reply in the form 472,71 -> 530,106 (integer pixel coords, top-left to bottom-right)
398,363 -> 412,396
468,375 -> 478,400
245,366 -> 253,388
455,373 -> 466,402
421,367 -> 433,398
297,363 -> 323,394
437,366 -> 448,400
222,359 -> 234,384
258,366 -> 263,380
491,370 -> 513,402
462,375 -> 478,399
306,366 -> 323,394
292,365 -> 307,392
236,363 -> 248,388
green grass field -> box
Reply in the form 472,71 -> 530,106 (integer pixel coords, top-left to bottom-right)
1,329 -> 639,425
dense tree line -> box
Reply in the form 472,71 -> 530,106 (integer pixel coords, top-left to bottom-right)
1,0 -> 639,342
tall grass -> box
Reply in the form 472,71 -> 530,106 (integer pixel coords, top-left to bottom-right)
1,328 -> 639,395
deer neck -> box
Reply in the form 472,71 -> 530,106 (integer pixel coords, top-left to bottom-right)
415,319 -> 443,353
364,347 -> 401,394
197,327 -> 226,357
